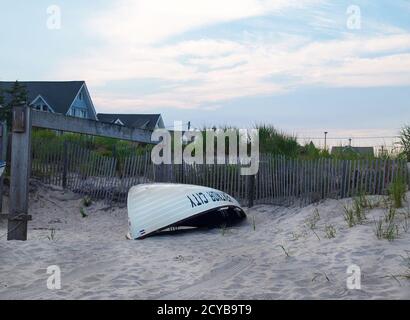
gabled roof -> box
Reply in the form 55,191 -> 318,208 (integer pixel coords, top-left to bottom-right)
97,113 -> 163,130
0,81 -> 85,115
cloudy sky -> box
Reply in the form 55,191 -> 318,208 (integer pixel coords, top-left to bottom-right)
1,0 -> 410,148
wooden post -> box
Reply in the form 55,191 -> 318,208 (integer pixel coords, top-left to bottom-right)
247,174 -> 255,208
407,162 -> 410,188
62,140 -> 68,188
0,122 -> 7,213
7,106 -> 32,241
112,144 -> 118,177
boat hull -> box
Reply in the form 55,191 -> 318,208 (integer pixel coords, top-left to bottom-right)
0,161 -> 5,177
127,184 -> 246,239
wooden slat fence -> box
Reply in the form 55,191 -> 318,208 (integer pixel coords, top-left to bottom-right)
31,140 -> 409,207
254,155 -> 408,206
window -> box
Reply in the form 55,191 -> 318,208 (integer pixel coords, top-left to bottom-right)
79,92 -> 83,100
32,102 -> 50,112
71,107 -> 87,118
34,104 -> 43,111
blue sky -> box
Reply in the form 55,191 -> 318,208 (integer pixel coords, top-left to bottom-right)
1,0 -> 410,149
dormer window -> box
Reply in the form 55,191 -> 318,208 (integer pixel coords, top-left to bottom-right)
34,103 -> 48,112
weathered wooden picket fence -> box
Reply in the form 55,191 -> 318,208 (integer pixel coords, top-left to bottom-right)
255,155 -> 408,206
31,141 -> 408,207
31,140 -> 250,205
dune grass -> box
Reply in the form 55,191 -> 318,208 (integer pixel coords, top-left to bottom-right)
80,207 -> 88,218
82,196 -> 92,208
388,177 -> 407,209
324,224 -> 337,239
374,205 -> 400,241
47,228 -> 56,241
343,194 -> 369,227
278,245 -> 291,258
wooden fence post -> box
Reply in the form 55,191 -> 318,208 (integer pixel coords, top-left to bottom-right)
407,162 -> 410,188
7,106 -> 32,241
62,140 -> 68,188
247,174 -> 255,208
0,121 -> 7,213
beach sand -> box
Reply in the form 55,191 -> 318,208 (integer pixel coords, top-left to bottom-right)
0,182 -> 409,300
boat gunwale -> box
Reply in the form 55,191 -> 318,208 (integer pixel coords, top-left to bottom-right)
134,204 -> 246,240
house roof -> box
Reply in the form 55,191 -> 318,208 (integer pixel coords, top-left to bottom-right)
0,81 -> 85,115
97,113 -> 162,130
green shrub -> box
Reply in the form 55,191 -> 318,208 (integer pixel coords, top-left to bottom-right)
400,125 -> 410,162
256,124 -> 300,157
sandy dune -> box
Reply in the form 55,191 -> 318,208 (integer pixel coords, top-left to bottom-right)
0,183 -> 409,300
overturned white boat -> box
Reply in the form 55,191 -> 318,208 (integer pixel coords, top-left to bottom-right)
0,161 -> 5,177
127,184 -> 246,239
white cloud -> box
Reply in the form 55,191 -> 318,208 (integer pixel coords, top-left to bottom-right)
54,1 -> 410,112
89,0 -> 321,45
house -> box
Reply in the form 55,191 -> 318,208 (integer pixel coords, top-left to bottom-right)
0,81 -> 97,120
97,113 -> 165,130
331,146 -> 375,157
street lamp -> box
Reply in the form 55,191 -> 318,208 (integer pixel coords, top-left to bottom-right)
324,131 -> 328,151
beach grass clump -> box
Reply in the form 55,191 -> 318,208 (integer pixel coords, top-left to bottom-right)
343,205 -> 356,228
353,201 -> 365,223
374,219 -> 398,241
388,177 -> 407,209
343,195 -> 368,227
291,232 -> 300,241
47,228 -> 56,241
374,207 -> 400,241
380,196 -> 392,209
353,196 -> 367,223
291,230 -> 307,241
82,196 -> 92,207
80,207 -> 88,218
385,207 -> 397,223
324,224 -> 336,239
306,208 -> 320,230
356,191 -> 372,209
384,221 -> 399,241
374,218 -> 383,239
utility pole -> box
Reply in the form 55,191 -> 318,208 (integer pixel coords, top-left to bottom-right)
324,131 -> 328,151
